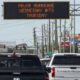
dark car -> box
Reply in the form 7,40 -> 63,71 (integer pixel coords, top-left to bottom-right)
0,53 -> 49,80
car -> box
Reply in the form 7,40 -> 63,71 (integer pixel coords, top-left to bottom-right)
47,53 -> 80,80
0,52 -> 49,80
40,58 -> 51,67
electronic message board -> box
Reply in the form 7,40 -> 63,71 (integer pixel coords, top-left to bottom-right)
4,2 -> 69,19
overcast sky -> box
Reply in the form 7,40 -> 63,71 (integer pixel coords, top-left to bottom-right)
0,0 -> 80,46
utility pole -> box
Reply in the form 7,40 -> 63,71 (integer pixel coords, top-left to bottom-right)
42,25 -> 44,57
44,24 -> 47,53
52,22 -> 54,53
63,19 -> 66,52
73,0 -> 76,53
47,24 -> 49,53
48,19 -> 51,52
59,19 -> 62,53
70,16 -> 73,53
33,27 -> 37,54
54,19 -> 58,52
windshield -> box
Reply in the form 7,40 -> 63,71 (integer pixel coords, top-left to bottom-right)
52,55 -> 80,65
0,55 -> 41,68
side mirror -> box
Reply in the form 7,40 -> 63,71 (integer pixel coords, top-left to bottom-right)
46,67 -> 51,73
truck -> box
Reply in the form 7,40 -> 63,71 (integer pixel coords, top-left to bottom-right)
47,53 -> 80,80
0,53 -> 49,80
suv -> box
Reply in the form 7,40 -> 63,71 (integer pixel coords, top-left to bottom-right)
47,53 -> 80,80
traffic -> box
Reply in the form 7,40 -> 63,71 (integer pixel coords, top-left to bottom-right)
0,52 -> 49,80
0,0 -> 80,80
0,52 -> 80,80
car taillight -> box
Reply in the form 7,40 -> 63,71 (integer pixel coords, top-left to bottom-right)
44,73 -> 49,80
51,67 -> 55,77
11,53 -> 17,58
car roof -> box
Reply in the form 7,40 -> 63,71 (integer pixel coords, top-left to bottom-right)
40,58 -> 50,61
52,53 -> 80,56
0,53 -> 38,57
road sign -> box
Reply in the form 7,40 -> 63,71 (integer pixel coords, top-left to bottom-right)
4,2 -> 69,19
61,42 -> 70,48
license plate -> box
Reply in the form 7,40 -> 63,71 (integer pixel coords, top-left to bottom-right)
13,77 -> 20,80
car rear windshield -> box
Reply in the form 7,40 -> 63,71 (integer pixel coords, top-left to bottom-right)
52,55 -> 80,65
0,55 -> 41,68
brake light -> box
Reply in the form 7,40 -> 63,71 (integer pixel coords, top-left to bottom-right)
44,76 -> 49,80
11,52 -> 18,59
51,67 -> 55,77
44,73 -> 49,80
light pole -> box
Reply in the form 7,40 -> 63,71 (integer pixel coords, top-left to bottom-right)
73,0 -> 76,53
54,19 -> 58,52
59,19 -> 62,53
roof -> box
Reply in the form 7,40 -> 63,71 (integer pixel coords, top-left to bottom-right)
52,53 -> 80,56
40,58 -> 51,61
0,52 -> 38,57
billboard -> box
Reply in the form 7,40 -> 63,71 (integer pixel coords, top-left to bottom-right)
4,2 -> 69,19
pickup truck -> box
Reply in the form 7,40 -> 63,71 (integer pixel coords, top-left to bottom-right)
0,53 -> 49,80
47,53 -> 80,80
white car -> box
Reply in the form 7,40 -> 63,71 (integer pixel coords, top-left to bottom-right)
40,58 -> 51,67
47,53 -> 80,80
